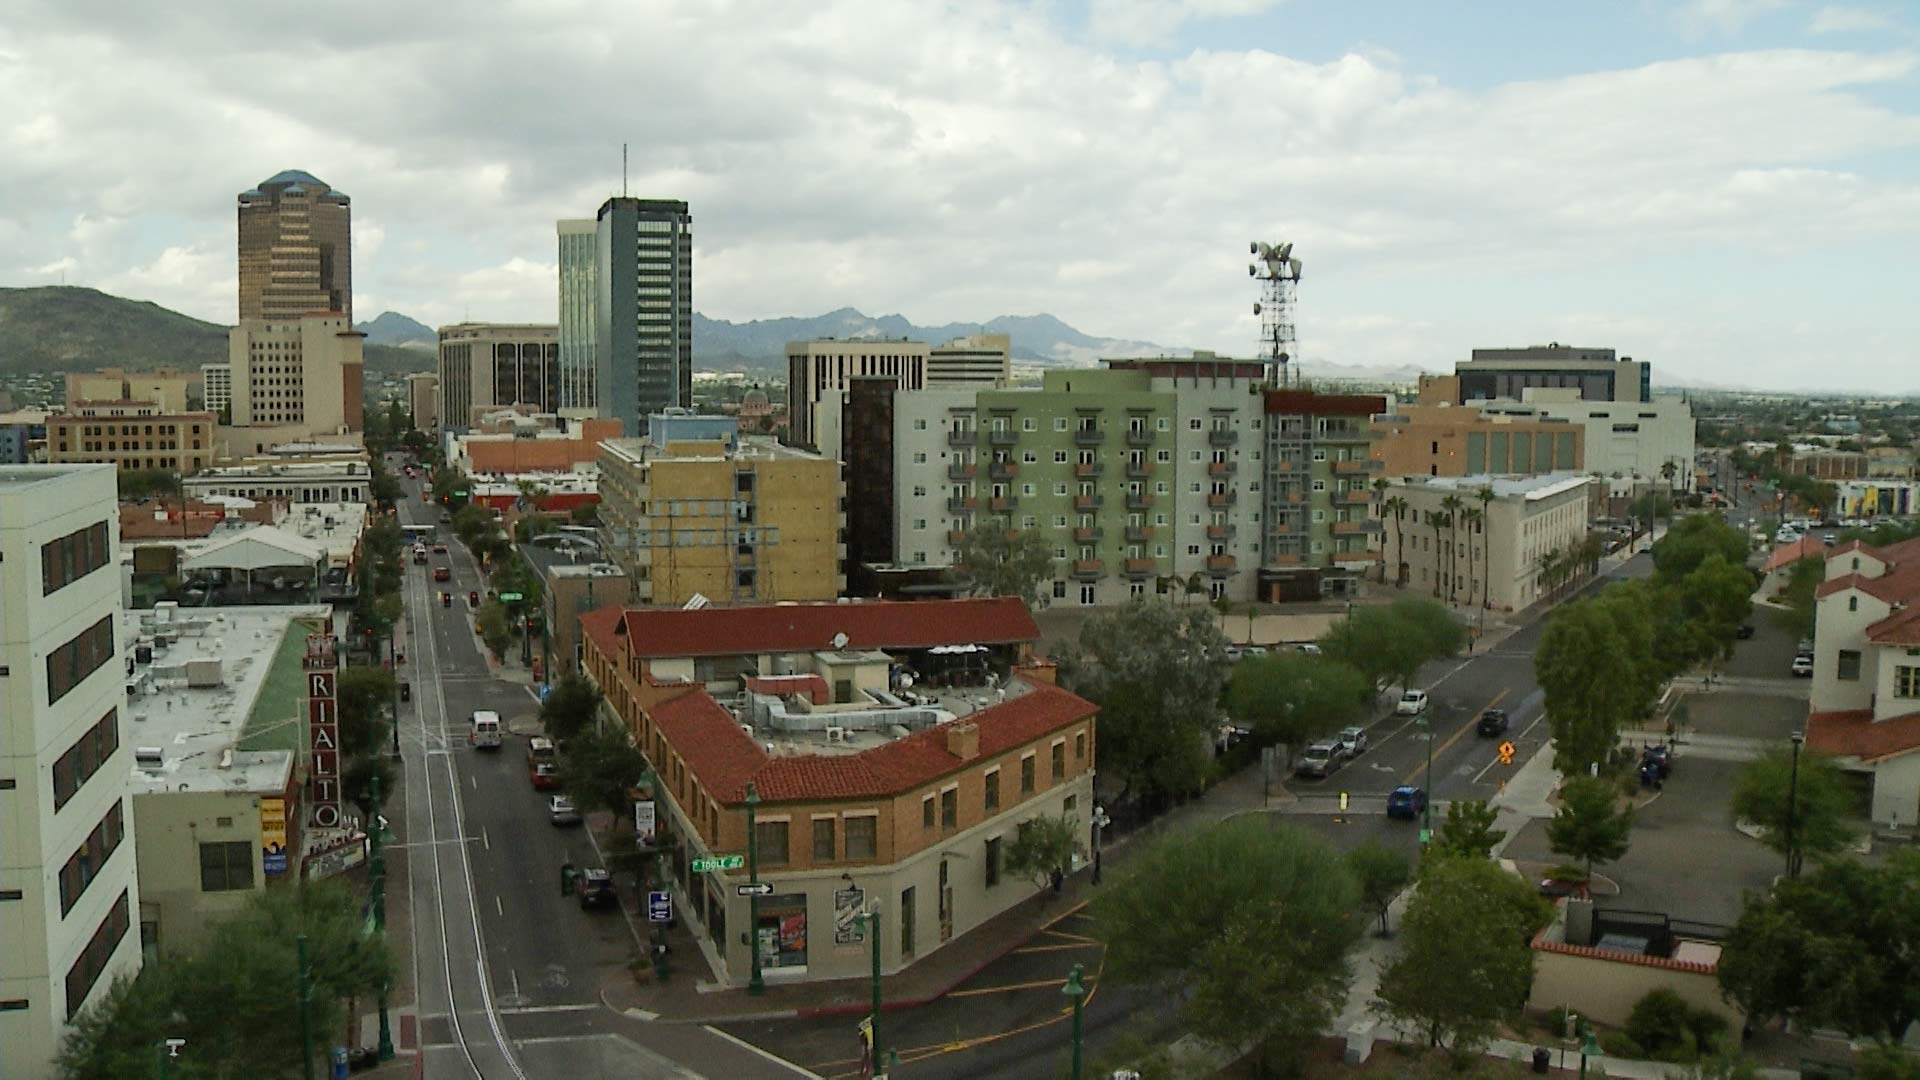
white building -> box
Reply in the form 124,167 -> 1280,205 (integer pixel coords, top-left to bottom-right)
200,363 -> 232,416
1807,536 -> 1920,825
223,314 -> 366,454
927,334 -> 1012,389
1481,388 -> 1696,492
183,455 -> 372,505
437,323 -> 562,430
0,466 -> 143,1079
1383,473 -> 1596,612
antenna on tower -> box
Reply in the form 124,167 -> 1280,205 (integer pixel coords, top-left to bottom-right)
1248,241 -> 1303,387
622,143 -> 628,198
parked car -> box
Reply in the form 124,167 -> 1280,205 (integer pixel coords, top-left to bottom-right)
1791,655 -> 1814,677
1394,689 -> 1429,716
433,566 -> 451,582
1386,786 -> 1428,820
1294,741 -> 1340,778
1295,643 -> 1322,656
1736,624 -> 1756,640
576,868 -> 617,909
1538,876 -> 1590,899
1335,726 -> 1368,759
547,795 -> 581,826
1477,708 -> 1510,737
1640,743 -> 1673,780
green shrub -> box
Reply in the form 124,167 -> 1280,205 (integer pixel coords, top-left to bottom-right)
1597,1031 -> 1644,1059
1623,988 -> 1728,1062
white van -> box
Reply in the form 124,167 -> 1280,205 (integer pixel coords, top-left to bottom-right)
470,710 -> 503,749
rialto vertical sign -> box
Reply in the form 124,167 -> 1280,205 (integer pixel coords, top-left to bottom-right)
305,633 -> 342,829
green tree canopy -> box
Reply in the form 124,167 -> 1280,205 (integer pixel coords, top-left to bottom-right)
475,600 -> 511,660
1652,514 -> 1748,585
1092,819 -> 1363,1078
561,722 -> 650,824
1546,776 -> 1634,882
1430,799 -> 1507,862
1318,596 -> 1463,695
1677,554 -> 1756,666
336,666 -> 395,758
540,673 -> 603,743
1347,841 -> 1412,937
1537,600 -> 1641,774
1771,555 -> 1824,641
1003,813 -> 1082,889
116,468 -> 183,501
953,525 -> 1055,607
1225,652 -> 1369,761
1730,747 -> 1858,875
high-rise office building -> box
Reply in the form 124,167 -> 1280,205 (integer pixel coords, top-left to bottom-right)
200,363 -> 232,416
594,199 -> 692,435
557,219 -> 598,416
236,170 -> 352,322
223,314 -> 366,454
0,465 -> 143,1080
437,323 -> 561,430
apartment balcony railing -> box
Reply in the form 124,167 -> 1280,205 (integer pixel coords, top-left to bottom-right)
1125,525 -> 1153,543
1206,554 -> 1236,573
1126,429 -> 1153,448
1265,553 -> 1304,567
948,429 -> 976,448
1074,428 -> 1105,447
947,529 -> 968,544
1207,491 -> 1237,509
1206,524 -> 1235,541
1074,526 -> 1103,543
948,463 -> 977,481
1207,460 -> 1236,477
1333,458 -> 1384,475
1074,462 -> 1104,479
1074,494 -> 1103,512
988,430 -> 1019,447
1126,492 -> 1154,511
1339,489 -> 1372,505
1072,559 -> 1105,580
1126,460 -> 1152,479
1208,428 -> 1237,447
947,497 -> 979,513
988,462 -> 1019,481
1123,558 -> 1156,577
990,496 -> 1018,512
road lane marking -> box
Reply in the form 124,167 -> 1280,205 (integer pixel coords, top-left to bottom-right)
1012,942 -> 1102,955
495,896 -> 503,917
947,975 -> 1095,998
1402,688 -> 1508,787
482,827 -> 491,852
701,1024 -> 826,1079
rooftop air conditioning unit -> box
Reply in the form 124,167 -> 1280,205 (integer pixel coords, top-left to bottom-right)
134,747 -> 164,769
826,726 -> 848,743
740,723 -> 754,738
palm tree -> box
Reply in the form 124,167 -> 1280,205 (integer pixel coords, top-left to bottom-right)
1383,495 -> 1410,588
1476,486 -> 1495,609
1440,494 -> 1465,603
1426,510 -> 1450,599
1538,547 -> 1563,604
1458,506 -> 1484,606
1660,460 -> 1679,491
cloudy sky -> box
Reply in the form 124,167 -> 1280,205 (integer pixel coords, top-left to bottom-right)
3,0 -> 1918,391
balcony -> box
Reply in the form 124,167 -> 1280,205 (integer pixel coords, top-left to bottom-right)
1126,460 -> 1152,480
1125,525 -> 1153,543
1206,554 -> 1236,574
1339,489 -> 1372,505
988,461 -> 1019,481
1206,524 -> 1235,541
1072,559 -> 1105,580
948,529 -> 968,544
1207,460 -> 1236,477
989,430 -> 1019,447
990,496 -> 1019,512
1123,558 -> 1156,577
1208,428 -> 1237,447
948,429 -> 976,448
1074,526 -> 1103,543
1074,428 -> 1105,447
1074,461 -> 1104,479
947,496 -> 978,513
1333,458 -> 1383,475
948,462 -> 977,481
1074,494 -> 1103,512
1334,519 -> 1385,536
1207,491 -> 1237,509
1126,429 -> 1153,448
1265,553 -> 1304,567
1126,492 -> 1154,511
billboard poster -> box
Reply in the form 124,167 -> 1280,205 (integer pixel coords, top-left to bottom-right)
834,886 -> 866,945
260,797 -> 289,877
634,800 -> 656,848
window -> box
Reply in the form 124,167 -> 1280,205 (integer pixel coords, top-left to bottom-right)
985,836 -> 1002,887
1850,596 -> 1858,612
923,795 -> 936,828
1838,650 -> 1862,681
1156,417 -> 1169,430
1051,742 -> 1066,780
42,521 -> 111,596
912,484 -> 927,498
913,419 -> 928,430
1021,754 -> 1036,794
1156,449 -> 1171,463
1053,580 -> 1067,599
1897,666 -> 1920,699
1064,794 -> 1077,816
755,821 -> 790,866
940,788 -> 958,831
198,839 -> 253,894
1022,417 -> 1037,431
845,816 -> 877,860
1054,417 -> 1068,431
47,615 -> 115,706
1188,418 -> 1202,431
1075,731 -> 1087,761
1054,450 -> 1068,464
812,818 -> 836,862
912,452 -> 927,464
52,708 -> 120,811
984,769 -> 1000,812
65,890 -> 129,1020
60,801 -> 126,914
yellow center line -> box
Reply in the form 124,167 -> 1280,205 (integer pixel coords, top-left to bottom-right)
947,974 -> 1097,998
1012,941 -> 1103,954
1039,929 -> 1101,945
1401,687 -> 1509,787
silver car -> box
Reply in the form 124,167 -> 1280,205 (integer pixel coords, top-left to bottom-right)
1335,726 -> 1368,759
1294,741 -> 1340,778
547,795 -> 582,826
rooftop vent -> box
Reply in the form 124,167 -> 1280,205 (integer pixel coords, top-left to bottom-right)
134,747 -> 165,770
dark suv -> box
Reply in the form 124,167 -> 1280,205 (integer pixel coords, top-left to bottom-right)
1476,709 -> 1509,737
576,868 -> 617,910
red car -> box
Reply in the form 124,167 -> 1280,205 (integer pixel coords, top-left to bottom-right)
530,762 -> 559,790
468,590 -> 480,608
433,566 -> 451,582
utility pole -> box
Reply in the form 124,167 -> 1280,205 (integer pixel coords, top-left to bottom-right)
297,933 -> 315,1080
1786,730 -> 1805,880
745,782 -> 764,995
858,907 -> 894,1078
370,773 -> 395,1060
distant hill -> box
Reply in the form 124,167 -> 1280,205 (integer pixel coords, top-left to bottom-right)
0,286 -> 428,377
355,311 -> 435,348
692,307 -> 1178,370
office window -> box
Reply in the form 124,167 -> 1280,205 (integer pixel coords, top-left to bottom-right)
940,788 -> 958,831
985,836 -> 1002,887
60,801 -> 126,914
1021,754 -> 1036,794
1022,417 -> 1037,431
47,615 -> 115,706
984,769 -> 1000,812
42,521 -> 111,595
65,890 -> 130,1020
1051,742 -> 1066,780
812,818 -> 836,862
198,839 -> 253,893
52,708 -> 120,811
1837,650 -> 1862,681
755,821 -> 790,866
923,795 -> 936,828
1897,666 -> 1920,699
845,816 -> 877,860
912,452 -> 926,464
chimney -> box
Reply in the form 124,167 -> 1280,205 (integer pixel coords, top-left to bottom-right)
945,722 -> 980,761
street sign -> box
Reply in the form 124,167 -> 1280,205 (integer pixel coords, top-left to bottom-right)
647,891 -> 672,923
1498,741 -> 1516,765
498,592 -> 524,602
691,854 -> 745,873
736,882 -> 774,897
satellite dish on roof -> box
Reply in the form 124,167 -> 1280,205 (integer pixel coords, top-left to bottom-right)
832,632 -> 850,649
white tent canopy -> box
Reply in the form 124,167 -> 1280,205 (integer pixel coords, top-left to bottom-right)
183,525 -> 326,574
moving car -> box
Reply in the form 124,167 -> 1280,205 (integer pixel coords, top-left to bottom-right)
1386,786 -> 1428,820
1395,689 -> 1429,716
1640,743 -> 1673,781
1335,726 -> 1368,759
433,566 -> 451,582
1294,741 -> 1340,779
576,868 -> 617,909
432,543 -> 448,555
1736,624 -> 1755,640
470,709 -> 503,749
468,590 -> 480,608
530,761 -> 559,790
412,544 -> 428,565
440,592 -> 452,608
547,795 -> 581,826
1790,655 -> 1814,677
1477,709 -> 1510,737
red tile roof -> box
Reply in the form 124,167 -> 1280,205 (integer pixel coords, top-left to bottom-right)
617,597 -> 1039,660
1867,606 -> 1920,646
1531,929 -> 1716,975
1815,537 -> 1920,603
1764,536 -> 1824,573
650,679 -> 1097,804
1806,708 -> 1920,763
744,674 -> 830,705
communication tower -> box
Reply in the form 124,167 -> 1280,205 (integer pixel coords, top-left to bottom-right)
1249,241 -> 1302,386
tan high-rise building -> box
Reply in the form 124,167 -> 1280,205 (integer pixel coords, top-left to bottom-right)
236,170 -> 352,323
222,315 -> 366,454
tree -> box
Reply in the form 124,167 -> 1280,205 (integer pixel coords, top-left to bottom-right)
1371,477 -> 1392,582
1678,554 -> 1755,670
336,666 -> 396,758
560,722 -> 650,826
1718,852 -> 1920,1039
540,673 -> 603,743
1426,509 -> 1449,598
475,600 -> 511,660
1476,485 -> 1495,606
1653,514 -> 1748,586
1058,601 -> 1230,807
1225,652 -> 1369,763
1092,819 -> 1362,1078
1459,506 -> 1484,605
1431,799 -> 1506,861
1772,555 -> 1824,640
1537,598 -> 1646,774
1441,494 -> 1466,602
1318,597 -> 1462,697
1347,841 -> 1411,936
1730,747 -> 1857,874
116,468 -> 183,500
1383,494 -> 1410,586
1003,813 -> 1082,889
569,503 -> 600,526
1375,854 -> 1551,1056
1546,776 -> 1633,883
952,525 -> 1055,607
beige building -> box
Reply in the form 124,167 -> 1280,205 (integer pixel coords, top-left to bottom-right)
1382,473 -> 1595,612
237,170 -> 352,322
596,415 -> 844,605
224,314 -> 366,454
927,333 -> 1012,389
200,363 -> 233,417
46,403 -> 217,473
406,373 -> 439,431
1372,376 -> 1582,480
437,323 -> 561,430
63,369 -> 194,414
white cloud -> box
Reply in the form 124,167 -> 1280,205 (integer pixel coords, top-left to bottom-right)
1087,0 -> 1284,46
1808,5 -> 1895,33
1671,0 -> 1791,35
27,255 -> 76,277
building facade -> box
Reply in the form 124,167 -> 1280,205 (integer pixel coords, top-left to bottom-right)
786,339 -> 929,456
594,198 -> 693,436
46,404 -> 217,473
556,218 -> 598,416
224,314 -> 367,449
927,334 -> 1012,389
1382,473 -> 1594,612
1259,389 -> 1388,601
64,370 -> 193,414
236,170 -> 352,322
596,424 -> 843,605
200,363 -> 232,417
406,373 -> 438,431
1787,447 -> 1869,481
1806,537 -> 1920,825
183,456 -> 372,504
436,323 -> 561,430
1372,376 -> 1583,480
1478,389 -> 1696,492
0,466 -> 143,1079
1456,346 -> 1650,404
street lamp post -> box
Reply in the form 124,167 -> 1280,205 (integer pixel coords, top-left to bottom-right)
1786,731 -> 1805,880
1090,804 -> 1111,886
1062,963 -> 1087,1080
653,849 -> 672,981
369,773 -> 395,1060
861,907 -> 885,1074
745,782 -> 765,996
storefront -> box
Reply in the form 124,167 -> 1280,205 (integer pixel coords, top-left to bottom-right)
755,894 -> 809,973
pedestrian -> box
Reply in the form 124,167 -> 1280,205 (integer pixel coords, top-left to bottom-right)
1049,867 -> 1064,895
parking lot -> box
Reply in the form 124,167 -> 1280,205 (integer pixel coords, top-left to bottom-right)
1723,601 -> 1807,680
1677,691 -> 1805,741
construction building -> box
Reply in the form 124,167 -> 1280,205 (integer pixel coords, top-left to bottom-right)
1372,376 -> 1583,479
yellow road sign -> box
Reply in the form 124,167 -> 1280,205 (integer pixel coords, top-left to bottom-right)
1498,741 -> 1516,765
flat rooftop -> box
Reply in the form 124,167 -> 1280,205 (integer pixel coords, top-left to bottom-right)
281,502 -> 368,563
1407,472 -> 1593,501
602,435 -> 827,465
741,671 -> 1038,759
121,604 -> 330,796
0,463 -> 104,488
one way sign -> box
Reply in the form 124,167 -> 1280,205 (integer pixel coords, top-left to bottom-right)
736,882 -> 774,897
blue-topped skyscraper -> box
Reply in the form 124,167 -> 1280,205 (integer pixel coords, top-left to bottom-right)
593,197 -> 692,435
236,170 -> 352,322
